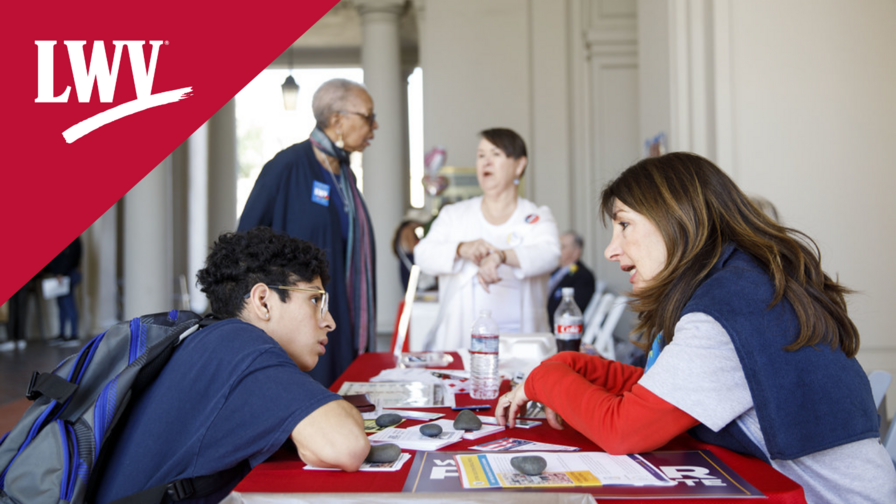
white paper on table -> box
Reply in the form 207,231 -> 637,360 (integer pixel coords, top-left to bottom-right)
361,409 -> 445,421
370,368 -> 471,395
454,451 -> 676,489
303,453 -> 412,472
406,419 -> 505,441
370,368 -> 441,383
368,426 -> 464,451
337,381 -> 455,408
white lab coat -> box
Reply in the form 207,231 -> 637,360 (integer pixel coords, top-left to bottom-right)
414,196 -> 560,350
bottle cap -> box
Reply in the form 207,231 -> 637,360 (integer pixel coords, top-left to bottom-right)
561,287 -> 574,297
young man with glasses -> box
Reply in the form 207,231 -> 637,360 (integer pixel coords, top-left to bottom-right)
96,227 -> 369,504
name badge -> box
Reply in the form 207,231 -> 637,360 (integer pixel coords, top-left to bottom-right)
312,181 -> 330,206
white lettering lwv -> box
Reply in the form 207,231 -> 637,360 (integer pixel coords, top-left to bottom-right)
35,40 -> 192,143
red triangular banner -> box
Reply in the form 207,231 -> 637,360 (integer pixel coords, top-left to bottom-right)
0,0 -> 340,303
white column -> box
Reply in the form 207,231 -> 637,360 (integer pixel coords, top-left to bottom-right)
123,159 -> 172,318
207,99 -> 238,244
187,123 -> 209,314
356,0 -> 407,334
85,202 -> 119,332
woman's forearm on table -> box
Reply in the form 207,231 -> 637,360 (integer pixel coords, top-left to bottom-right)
525,361 -> 699,454
544,351 -> 644,394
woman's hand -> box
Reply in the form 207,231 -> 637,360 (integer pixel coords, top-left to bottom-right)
495,376 -> 565,430
457,239 -> 492,265
476,252 -> 503,292
495,378 -> 530,428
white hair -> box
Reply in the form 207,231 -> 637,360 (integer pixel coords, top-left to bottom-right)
312,78 -> 369,128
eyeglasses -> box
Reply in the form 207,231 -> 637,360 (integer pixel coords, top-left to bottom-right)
244,285 -> 329,320
340,110 -> 377,127
271,286 -> 329,320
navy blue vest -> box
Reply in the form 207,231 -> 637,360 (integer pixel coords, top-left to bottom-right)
682,244 -> 878,461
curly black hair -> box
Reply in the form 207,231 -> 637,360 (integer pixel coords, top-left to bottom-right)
196,227 -> 330,319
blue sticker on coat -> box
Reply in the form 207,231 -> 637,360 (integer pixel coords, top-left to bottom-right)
312,181 -> 330,206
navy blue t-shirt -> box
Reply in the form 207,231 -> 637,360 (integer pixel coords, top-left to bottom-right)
95,318 -> 340,504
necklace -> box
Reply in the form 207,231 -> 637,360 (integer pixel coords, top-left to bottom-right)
321,154 -> 352,215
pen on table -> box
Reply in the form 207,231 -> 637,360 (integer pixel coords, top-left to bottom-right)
451,405 -> 491,411
431,371 -> 467,379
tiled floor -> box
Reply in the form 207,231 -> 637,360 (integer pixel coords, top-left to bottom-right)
0,339 -> 81,404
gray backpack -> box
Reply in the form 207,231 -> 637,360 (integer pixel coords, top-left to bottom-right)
0,309 -> 228,504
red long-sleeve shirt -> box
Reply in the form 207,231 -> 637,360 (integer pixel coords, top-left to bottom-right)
524,352 -> 699,454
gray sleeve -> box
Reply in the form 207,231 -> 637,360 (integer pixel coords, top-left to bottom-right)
638,312 -> 754,432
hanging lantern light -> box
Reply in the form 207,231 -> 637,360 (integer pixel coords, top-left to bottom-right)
282,74 -> 299,110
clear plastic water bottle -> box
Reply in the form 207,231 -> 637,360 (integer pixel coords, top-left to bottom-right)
470,309 -> 500,399
554,287 -> 584,353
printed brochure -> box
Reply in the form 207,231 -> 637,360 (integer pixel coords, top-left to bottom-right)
455,452 -> 675,489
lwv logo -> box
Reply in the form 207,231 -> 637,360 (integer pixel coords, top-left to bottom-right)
36,40 -> 192,143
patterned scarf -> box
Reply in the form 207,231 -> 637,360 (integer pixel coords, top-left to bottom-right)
309,127 -> 376,354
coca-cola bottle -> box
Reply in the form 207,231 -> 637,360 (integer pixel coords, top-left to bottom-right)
554,287 -> 583,352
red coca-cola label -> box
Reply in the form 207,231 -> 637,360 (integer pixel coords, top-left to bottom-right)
555,324 -> 583,334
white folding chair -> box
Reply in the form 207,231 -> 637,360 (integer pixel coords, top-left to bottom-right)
885,411 -> 896,468
593,296 -> 629,360
582,294 -> 630,360
582,279 -> 607,325
582,293 -> 615,344
869,370 -> 893,440
869,370 -> 892,410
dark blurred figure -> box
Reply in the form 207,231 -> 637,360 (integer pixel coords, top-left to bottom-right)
392,209 -> 432,291
0,281 -> 31,352
547,231 -> 596,327
47,236 -> 82,346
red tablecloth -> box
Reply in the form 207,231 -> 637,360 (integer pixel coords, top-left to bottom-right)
235,352 -> 806,503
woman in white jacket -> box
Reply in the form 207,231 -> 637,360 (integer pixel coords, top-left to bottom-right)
415,128 -> 560,350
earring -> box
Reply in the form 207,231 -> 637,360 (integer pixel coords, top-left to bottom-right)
264,313 -> 269,318
335,132 -> 345,149
513,178 -> 520,186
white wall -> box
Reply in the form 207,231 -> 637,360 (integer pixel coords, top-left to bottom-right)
638,0 -> 896,412
577,0 -> 641,292
728,0 -> 896,410
419,0 -> 574,229
421,0 -> 532,166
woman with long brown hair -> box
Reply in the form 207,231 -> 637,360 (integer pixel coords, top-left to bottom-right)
497,152 -> 896,502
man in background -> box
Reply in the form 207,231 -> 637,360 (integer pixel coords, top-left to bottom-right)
47,236 -> 82,347
547,231 -> 596,326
